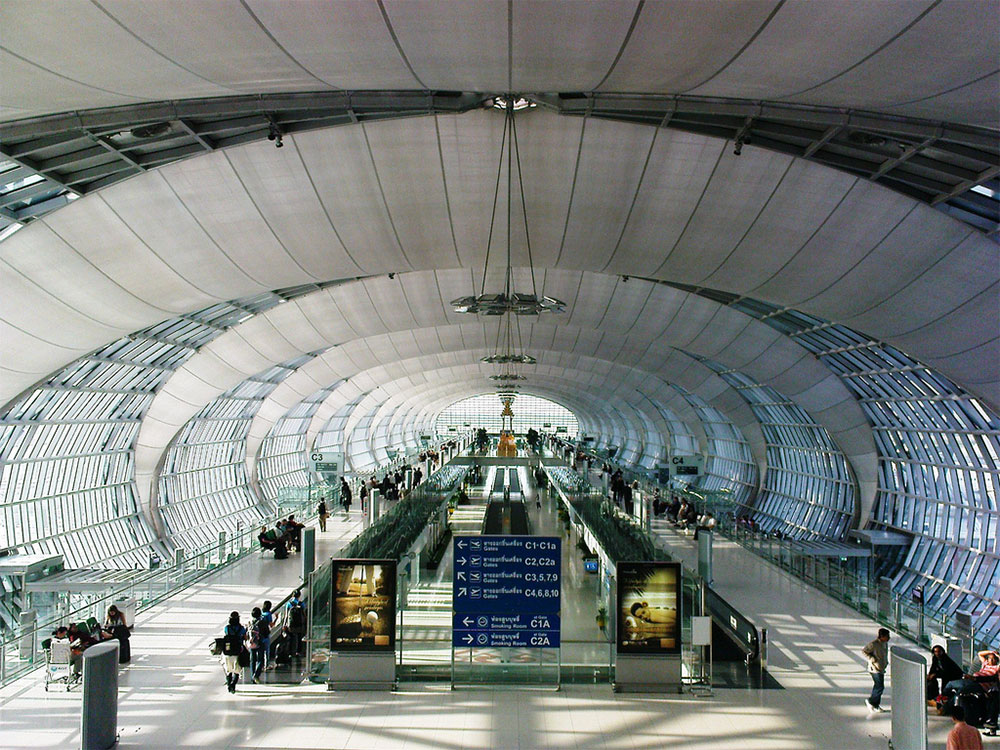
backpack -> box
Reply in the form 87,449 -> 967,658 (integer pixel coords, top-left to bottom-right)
222,626 -> 243,655
289,602 -> 305,630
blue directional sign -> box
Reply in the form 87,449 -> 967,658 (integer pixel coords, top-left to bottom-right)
453,612 -> 560,648
452,535 -> 561,648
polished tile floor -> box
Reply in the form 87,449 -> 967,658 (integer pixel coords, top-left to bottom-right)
0,491 -> 973,749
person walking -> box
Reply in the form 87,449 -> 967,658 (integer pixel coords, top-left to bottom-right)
317,499 -> 328,532
946,706 -> 984,750
862,627 -> 891,712
221,611 -> 246,693
248,607 -> 267,684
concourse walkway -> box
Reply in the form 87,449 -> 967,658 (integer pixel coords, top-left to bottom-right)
0,491 -> 969,749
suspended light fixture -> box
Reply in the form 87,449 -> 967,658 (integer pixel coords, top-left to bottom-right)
451,96 -> 566,318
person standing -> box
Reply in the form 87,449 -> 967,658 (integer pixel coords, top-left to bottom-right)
947,706 -> 984,750
248,607 -> 267,684
862,628 -> 891,712
340,478 -> 352,516
317,499 -> 328,532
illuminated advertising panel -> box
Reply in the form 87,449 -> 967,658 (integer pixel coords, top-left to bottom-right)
616,561 -> 682,655
331,559 -> 396,652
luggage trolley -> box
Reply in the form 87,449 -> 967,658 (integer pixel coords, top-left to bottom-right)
43,638 -> 76,691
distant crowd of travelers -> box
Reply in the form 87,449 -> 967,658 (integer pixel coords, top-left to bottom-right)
257,515 -> 305,559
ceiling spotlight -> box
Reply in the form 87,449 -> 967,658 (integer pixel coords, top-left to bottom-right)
388,272 -> 395,279
621,275 -> 629,283
267,121 -> 283,148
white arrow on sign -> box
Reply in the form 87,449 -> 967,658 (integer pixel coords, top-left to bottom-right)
462,617 -> 474,626
457,540 -> 467,549
456,571 -> 465,581
456,557 -> 466,566
463,634 -> 474,644
458,588 -> 467,597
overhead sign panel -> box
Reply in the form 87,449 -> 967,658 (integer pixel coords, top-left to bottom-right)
452,535 -> 561,647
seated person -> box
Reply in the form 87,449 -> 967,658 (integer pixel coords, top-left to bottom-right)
258,526 -> 280,550
695,511 -> 717,539
283,516 -> 303,550
927,645 -> 964,703
66,623 -> 98,678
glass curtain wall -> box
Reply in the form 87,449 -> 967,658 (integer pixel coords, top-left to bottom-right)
672,386 -> 758,509
689,357 -> 856,541
157,356 -> 314,552
0,297 -> 291,570
257,380 -> 345,501
435,393 -> 579,437
663,282 -> 1000,646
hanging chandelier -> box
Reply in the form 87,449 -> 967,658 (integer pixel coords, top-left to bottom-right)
451,96 -> 566,318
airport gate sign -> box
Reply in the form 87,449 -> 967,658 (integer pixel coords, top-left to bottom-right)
452,535 -> 561,648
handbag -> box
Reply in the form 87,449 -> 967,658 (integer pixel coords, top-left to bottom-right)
209,638 -> 224,656
237,647 -> 250,668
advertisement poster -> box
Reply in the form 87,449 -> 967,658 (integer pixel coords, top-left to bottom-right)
331,559 -> 396,651
616,561 -> 681,655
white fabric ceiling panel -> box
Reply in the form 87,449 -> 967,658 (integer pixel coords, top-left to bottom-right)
0,260 -> 126,352
0,321 -> 99,395
536,268 -> 584,313
570,329 -> 605,358
97,0 -> 327,92
751,181 -> 916,304
244,0 -> 415,88
780,0 -> 1000,127
598,0 -> 780,93
0,48 -> 139,120
386,331 -> 422,362
171,347 -> 250,392
399,270 -> 452,326
690,0 -> 933,101
329,283 -> 387,338
291,126 -> 411,274
223,139 -> 363,279
0,1 -> 228,114
364,116 -> 464,270
567,272 -> 618,329
558,116 -> 656,271
660,295 -> 719,345
511,1 -> 638,91
160,152 -> 314,289
297,291 -> 360,343
364,277 -> 419,331
708,321 -> 781,371
742,340 -> 806,383
434,112 -> 509,271
201,329 -> 281,378
503,115 -> 584,271
684,310 -> 747,360
0,224 -> 172,328
805,208 -> 974,320
699,160 -> 860,290
663,148 -> 796,285
258,302 -> 329,355
890,71 -> 1000,126
898,296 -> 1000,386
41,197 -> 218,315
845,234 -> 997,338
608,133 -> 726,276
98,173 -> 270,299
231,322 -> 303,368
381,0 -> 506,90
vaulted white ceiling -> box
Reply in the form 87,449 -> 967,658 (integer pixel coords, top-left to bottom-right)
3,0 -> 997,125
1,1 -> 996,510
